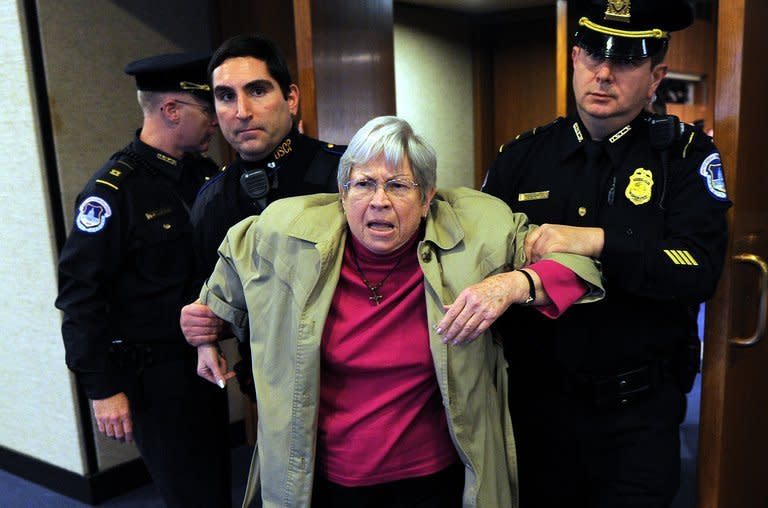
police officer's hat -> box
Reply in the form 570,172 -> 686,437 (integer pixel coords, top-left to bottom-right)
124,52 -> 212,102
574,0 -> 694,61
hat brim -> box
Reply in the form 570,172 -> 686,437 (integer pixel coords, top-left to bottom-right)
575,29 -> 667,61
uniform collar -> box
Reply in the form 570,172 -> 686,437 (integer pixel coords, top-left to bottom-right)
559,112 -> 648,165
237,127 -> 302,170
131,129 -> 184,181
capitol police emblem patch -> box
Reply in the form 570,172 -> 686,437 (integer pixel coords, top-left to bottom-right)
625,168 -> 654,205
76,196 -> 112,233
699,151 -> 728,201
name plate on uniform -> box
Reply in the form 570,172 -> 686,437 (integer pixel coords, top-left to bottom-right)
518,190 -> 550,202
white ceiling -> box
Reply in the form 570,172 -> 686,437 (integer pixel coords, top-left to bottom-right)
397,0 -> 555,13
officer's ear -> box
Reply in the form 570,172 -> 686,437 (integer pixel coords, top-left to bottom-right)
649,63 -> 668,102
160,100 -> 181,123
287,84 -> 300,117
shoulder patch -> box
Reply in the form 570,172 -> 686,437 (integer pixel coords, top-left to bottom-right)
95,160 -> 133,191
500,117 -> 562,154
698,150 -> 728,201
75,196 -> 112,233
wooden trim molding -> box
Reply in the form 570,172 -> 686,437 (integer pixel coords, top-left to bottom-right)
292,0 -> 318,138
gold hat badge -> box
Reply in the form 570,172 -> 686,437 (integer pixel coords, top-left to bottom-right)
605,0 -> 631,23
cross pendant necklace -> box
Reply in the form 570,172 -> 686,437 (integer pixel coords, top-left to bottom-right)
349,241 -> 404,306
362,280 -> 384,305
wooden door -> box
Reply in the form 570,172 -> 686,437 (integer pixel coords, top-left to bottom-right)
697,0 -> 768,506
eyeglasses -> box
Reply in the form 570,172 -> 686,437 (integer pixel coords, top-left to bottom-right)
174,99 -> 215,118
342,177 -> 420,199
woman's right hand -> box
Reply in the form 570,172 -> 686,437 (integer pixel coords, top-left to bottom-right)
197,344 -> 236,388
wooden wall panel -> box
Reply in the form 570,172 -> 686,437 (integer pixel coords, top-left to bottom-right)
215,0 -> 297,77
310,0 -> 396,144
665,18 -> 715,77
470,7 -> 557,186
491,10 -> 557,151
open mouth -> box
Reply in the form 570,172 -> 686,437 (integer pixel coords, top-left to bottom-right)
367,220 -> 395,232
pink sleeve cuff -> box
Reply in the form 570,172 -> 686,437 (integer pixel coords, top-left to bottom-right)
528,259 -> 588,319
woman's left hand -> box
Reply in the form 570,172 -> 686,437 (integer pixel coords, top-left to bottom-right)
435,272 -> 521,345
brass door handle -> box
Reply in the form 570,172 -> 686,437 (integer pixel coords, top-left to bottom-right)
730,253 -> 768,347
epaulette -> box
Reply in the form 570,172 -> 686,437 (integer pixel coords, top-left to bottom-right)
196,165 -> 227,198
677,122 -> 714,159
94,158 -> 133,192
499,117 -> 563,154
321,142 -> 346,156
644,114 -> 713,159
307,144 -> 345,189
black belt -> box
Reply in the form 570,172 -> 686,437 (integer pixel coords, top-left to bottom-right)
109,339 -> 192,370
564,359 -> 674,409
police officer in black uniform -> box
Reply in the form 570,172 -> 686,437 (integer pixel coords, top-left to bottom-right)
56,52 -> 232,507
185,34 -> 344,397
482,1 -> 731,506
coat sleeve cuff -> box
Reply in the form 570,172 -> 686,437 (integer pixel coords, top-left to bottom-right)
77,371 -> 124,400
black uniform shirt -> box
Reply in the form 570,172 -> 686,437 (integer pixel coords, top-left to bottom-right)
56,133 -> 218,399
190,128 -> 344,287
482,112 -> 731,373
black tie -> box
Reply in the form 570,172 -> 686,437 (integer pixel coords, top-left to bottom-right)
570,141 -> 604,226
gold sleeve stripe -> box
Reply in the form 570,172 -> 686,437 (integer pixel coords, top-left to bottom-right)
664,249 -> 699,266
664,250 -> 685,264
95,179 -> 119,190
679,250 -> 699,265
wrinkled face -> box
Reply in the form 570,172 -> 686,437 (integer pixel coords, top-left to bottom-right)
340,157 -> 435,255
174,97 -> 218,153
572,46 -> 666,133
212,56 -> 298,161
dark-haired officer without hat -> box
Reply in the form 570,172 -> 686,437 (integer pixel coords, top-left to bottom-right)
56,52 -> 232,507
182,33 -> 345,406
482,1 -> 730,506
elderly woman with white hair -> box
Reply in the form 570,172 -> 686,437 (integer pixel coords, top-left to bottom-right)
181,116 -> 603,508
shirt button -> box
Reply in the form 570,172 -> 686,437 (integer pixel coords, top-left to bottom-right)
578,207 -> 587,217
421,248 -> 432,262
626,228 -> 633,236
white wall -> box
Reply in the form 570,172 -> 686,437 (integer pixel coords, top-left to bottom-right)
394,19 -> 475,189
0,0 -> 85,474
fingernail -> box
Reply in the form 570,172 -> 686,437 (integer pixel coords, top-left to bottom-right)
452,339 -> 460,346
217,379 -> 226,389
434,326 -> 443,335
